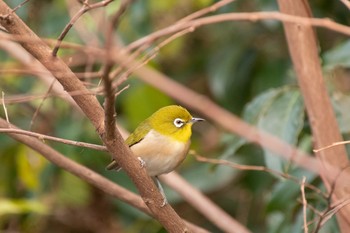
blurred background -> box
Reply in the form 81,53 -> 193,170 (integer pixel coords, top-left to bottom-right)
1,0 -> 350,232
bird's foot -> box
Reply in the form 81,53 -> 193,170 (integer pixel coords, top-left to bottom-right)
160,197 -> 168,207
137,157 -> 146,168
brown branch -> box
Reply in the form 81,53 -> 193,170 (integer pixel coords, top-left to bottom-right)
1,34 -> 246,232
314,198 -> 350,233
125,11 -> 350,53
277,0 -> 350,231
101,0 -> 132,140
301,176 -> 309,233
314,140 -> 350,153
0,1 -> 189,232
0,128 -> 107,151
0,118 -> 209,233
1,91 -> 10,124
0,31 -> 79,109
161,172 -> 251,233
55,37 -> 349,198
192,152 -> 326,198
0,125 -> 247,233
177,0 -> 236,23
0,0 -> 30,19
1,9 -> 246,231
339,0 -> 350,10
109,51 -> 322,174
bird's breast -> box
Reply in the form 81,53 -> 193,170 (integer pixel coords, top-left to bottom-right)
130,129 -> 190,177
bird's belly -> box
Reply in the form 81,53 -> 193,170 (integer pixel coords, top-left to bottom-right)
130,130 -> 190,177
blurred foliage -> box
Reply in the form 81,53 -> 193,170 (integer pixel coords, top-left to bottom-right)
1,0 -> 350,232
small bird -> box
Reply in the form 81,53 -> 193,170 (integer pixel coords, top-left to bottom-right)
106,105 -> 204,205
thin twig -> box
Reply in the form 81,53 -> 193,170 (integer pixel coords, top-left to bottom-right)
114,27 -> 194,84
30,79 -> 56,130
102,0 -> 133,139
115,84 -> 129,96
52,0 -> 114,56
178,0 -> 235,23
0,1 -> 190,230
301,176 -> 309,233
1,91 -> 10,125
0,0 -> 31,20
313,140 -> 350,153
0,128 -> 107,151
125,12 -> 350,52
1,88 -> 98,105
0,118 -> 207,233
313,198 -> 350,232
191,151 -> 327,198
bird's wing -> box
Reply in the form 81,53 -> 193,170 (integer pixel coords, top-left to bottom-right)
125,120 -> 152,147
106,120 -> 152,171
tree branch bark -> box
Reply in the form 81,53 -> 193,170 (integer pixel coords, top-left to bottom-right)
0,1 -> 189,232
0,118 -> 209,233
277,0 -> 350,231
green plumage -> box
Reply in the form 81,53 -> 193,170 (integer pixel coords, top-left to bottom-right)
106,119 -> 151,170
125,120 -> 152,147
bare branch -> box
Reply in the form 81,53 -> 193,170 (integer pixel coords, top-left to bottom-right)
161,172 -> 251,233
339,0 -> 350,10
191,151 -> 327,198
1,91 -> 10,125
0,1 -> 190,231
314,140 -> 350,153
52,0 -> 114,56
277,0 -> 350,230
178,0 -> 236,23
0,118 -> 208,233
301,176 -> 309,233
0,128 -> 107,151
0,0 -> 30,20
125,12 -> 350,53
101,0 -> 133,149
30,79 -> 56,129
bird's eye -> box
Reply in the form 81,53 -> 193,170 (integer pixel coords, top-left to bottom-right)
173,118 -> 184,128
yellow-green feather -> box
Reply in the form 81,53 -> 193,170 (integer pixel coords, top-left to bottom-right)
125,119 -> 152,147
149,105 -> 193,142
106,119 -> 151,170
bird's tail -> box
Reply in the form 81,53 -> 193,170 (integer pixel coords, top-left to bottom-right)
106,160 -> 121,171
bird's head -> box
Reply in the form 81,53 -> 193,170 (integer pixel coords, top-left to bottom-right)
149,105 -> 204,142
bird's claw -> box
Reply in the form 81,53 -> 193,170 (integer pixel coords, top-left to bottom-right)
161,198 -> 168,207
137,157 -> 146,168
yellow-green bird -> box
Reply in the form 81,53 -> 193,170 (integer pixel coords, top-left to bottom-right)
106,105 -> 204,204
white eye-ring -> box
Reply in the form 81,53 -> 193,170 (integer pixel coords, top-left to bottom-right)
173,118 -> 185,128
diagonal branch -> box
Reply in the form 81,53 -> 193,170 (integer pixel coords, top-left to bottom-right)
277,0 -> 350,231
0,118 -> 209,233
52,0 -> 114,56
0,1 -> 189,232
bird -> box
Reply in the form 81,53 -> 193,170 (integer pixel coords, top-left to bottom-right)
106,105 -> 204,205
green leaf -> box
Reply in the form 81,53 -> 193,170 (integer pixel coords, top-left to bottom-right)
16,146 -> 48,192
332,92 -> 350,134
323,39 -> 350,70
243,87 -> 304,172
243,88 -> 282,124
0,198 -> 47,215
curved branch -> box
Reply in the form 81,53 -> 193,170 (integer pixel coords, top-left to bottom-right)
0,118 -> 209,233
0,1 -> 189,232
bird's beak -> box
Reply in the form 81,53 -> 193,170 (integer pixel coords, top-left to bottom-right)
190,117 -> 205,123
